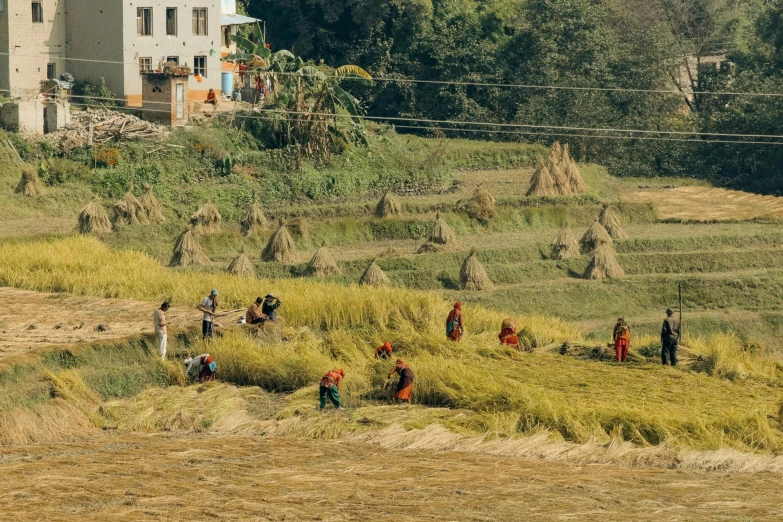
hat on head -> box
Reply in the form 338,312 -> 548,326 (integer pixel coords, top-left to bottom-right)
211,289 -> 219,295
265,294 -> 276,299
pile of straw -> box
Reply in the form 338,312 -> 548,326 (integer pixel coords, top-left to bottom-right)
77,198 -> 112,235
262,219 -> 296,263
458,185 -> 496,223
418,213 -> 458,253
140,183 -> 165,224
566,162 -> 588,194
547,150 -> 571,196
190,199 -> 222,235
241,200 -> 268,236
169,227 -> 210,267
15,164 -> 45,197
227,249 -> 255,278
599,204 -> 628,240
288,217 -> 309,238
580,219 -> 613,254
114,183 -> 149,226
360,260 -> 391,287
527,161 -> 555,196
306,243 -> 340,277
375,191 -> 402,218
460,249 -> 492,291
550,226 -> 580,260
584,242 -> 625,280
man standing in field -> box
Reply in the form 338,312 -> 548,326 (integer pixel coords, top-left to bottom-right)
198,289 -> 219,339
661,309 -> 680,366
153,302 -> 170,361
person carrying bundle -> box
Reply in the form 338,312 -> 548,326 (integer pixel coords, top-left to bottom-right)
319,369 -> 345,410
184,354 -> 217,382
498,318 -> 520,347
375,341 -> 393,359
387,359 -> 414,404
446,302 -> 464,342
613,318 -> 631,363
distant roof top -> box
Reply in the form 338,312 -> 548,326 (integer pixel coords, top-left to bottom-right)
221,14 -> 260,26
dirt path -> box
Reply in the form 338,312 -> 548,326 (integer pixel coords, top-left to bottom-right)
0,288 -> 197,359
0,433 -> 780,521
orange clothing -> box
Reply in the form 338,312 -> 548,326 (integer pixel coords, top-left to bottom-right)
321,369 -> 345,390
376,342 -> 393,359
246,303 -> 266,324
207,91 -> 216,101
499,328 -> 520,346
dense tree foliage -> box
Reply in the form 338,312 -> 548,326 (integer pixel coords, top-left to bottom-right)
246,0 -> 783,193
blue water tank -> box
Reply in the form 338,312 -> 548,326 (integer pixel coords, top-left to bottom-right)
221,72 -> 234,97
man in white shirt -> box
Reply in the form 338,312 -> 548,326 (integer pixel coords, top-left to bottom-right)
197,289 -> 219,339
153,302 -> 170,360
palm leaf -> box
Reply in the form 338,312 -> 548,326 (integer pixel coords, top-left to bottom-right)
298,66 -> 326,81
229,35 -> 257,54
335,65 -> 372,80
333,86 -> 362,118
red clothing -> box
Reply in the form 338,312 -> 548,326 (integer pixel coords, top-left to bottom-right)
321,369 -> 345,390
446,303 -> 464,342
376,342 -> 393,359
199,355 -> 216,382
499,328 -> 520,346
390,360 -> 414,400
615,338 -> 630,362
255,75 -> 263,91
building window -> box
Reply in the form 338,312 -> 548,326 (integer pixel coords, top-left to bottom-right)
166,8 -> 177,36
166,56 -> 179,66
193,56 -> 207,77
139,57 -> 152,73
223,27 -> 231,48
137,7 -> 152,36
32,1 -> 43,23
47,63 -> 56,80
192,8 -> 208,36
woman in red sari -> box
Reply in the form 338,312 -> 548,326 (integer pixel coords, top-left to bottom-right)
446,302 -> 464,341
388,359 -> 414,404
498,318 -> 520,347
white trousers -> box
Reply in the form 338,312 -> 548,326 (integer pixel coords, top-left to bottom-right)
158,334 -> 168,360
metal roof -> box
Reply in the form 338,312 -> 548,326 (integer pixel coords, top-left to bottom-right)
221,14 -> 260,26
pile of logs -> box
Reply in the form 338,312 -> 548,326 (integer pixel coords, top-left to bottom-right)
45,108 -> 167,151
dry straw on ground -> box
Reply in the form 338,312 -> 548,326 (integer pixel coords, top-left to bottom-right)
190,199 -> 222,235
78,198 -> 112,235
527,161 -> 556,197
549,161 -> 571,196
240,200 -> 268,236
307,243 -> 340,277
566,162 -> 588,194
460,249 -> 492,291
375,191 -> 402,218
550,226 -> 580,260
262,219 -> 296,263
15,164 -> 45,197
458,185 -> 496,223
360,260 -> 391,287
584,242 -> 625,280
227,249 -> 255,278
599,204 -> 628,240
418,213 -> 458,253
139,183 -> 165,224
114,183 -> 149,226
169,227 -> 210,267
580,219 -> 613,254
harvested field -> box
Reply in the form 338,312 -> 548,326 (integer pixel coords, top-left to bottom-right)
1,434 -> 782,521
624,186 -> 783,221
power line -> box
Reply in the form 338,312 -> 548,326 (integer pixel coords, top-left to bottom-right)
2,50 -> 782,98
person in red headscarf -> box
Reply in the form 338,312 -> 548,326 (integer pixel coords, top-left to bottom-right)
375,341 -> 393,359
498,318 -> 520,347
319,369 -> 345,409
388,359 -> 414,404
446,302 -> 464,341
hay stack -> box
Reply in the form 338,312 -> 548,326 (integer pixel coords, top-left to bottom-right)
190,199 -> 222,235
584,242 -> 625,280
561,143 -> 572,166
240,200 -> 268,236
458,185 -> 496,223
547,152 -> 571,196
580,219 -> 613,254
527,161 -> 556,196
288,217 -> 309,238
140,183 -> 165,224
262,219 -> 296,263
307,243 -> 340,277
550,226 -> 580,260
551,141 -> 563,162
375,191 -> 402,218
15,165 -> 45,197
169,227 -> 210,267
114,183 -> 149,226
460,249 -> 492,291
227,249 -> 255,278
599,205 -> 627,240
78,198 -> 112,235
418,213 -> 458,253
566,162 -> 588,194
360,260 -> 391,287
